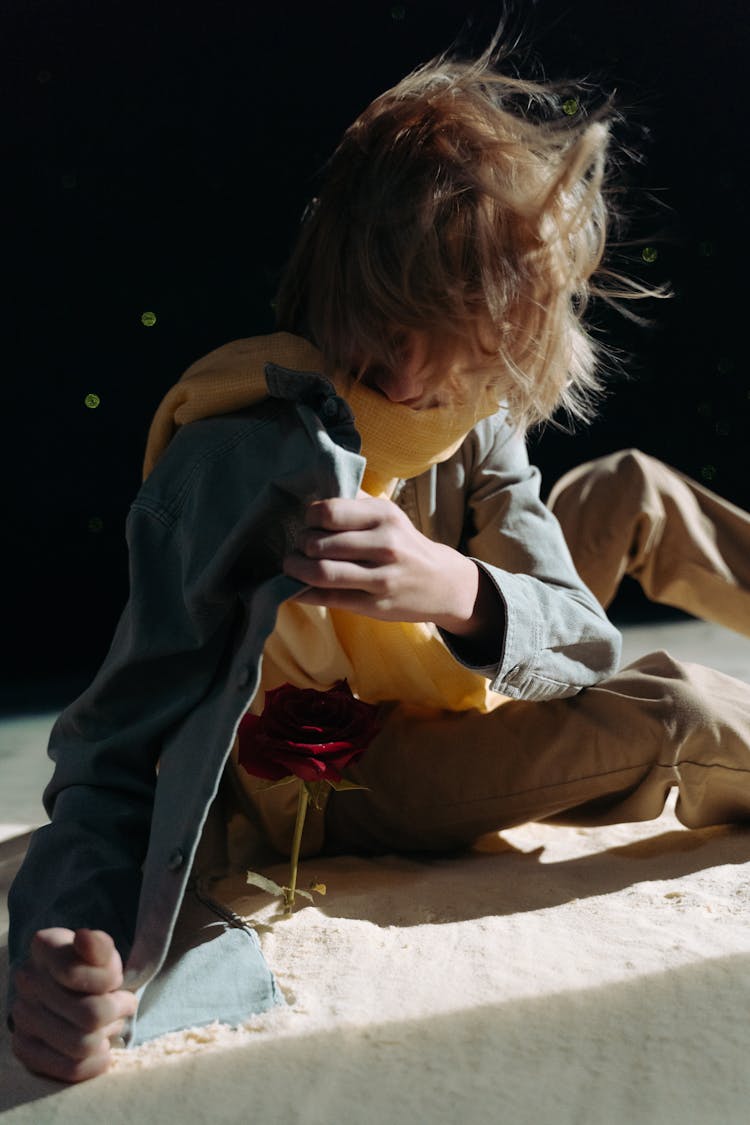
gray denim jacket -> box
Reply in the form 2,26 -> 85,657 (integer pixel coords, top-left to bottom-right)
7,364 -> 620,1041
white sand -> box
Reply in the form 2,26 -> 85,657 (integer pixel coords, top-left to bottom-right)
2,620 -> 750,1123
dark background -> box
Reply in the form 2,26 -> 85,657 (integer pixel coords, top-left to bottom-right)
2,0 -> 747,704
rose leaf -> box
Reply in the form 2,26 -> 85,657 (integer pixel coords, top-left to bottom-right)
246,871 -> 287,898
326,778 -> 371,793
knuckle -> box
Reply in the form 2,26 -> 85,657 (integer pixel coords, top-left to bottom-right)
372,572 -> 393,597
382,501 -> 404,526
61,1051 -> 110,1084
68,1029 -> 108,1061
310,498 -> 336,526
315,561 -> 338,585
76,1009 -> 101,1035
76,993 -> 113,1032
61,963 -> 93,991
117,989 -> 138,1017
52,957 -> 101,993
84,1053 -> 112,1081
103,1017 -> 126,1040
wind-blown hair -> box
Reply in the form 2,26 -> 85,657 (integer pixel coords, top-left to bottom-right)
275,46 -> 668,430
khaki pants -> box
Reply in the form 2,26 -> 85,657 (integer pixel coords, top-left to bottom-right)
325,450 -> 750,853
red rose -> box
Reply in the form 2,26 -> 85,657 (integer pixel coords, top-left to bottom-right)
237,680 -> 380,784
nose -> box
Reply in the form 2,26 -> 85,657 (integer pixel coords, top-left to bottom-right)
372,367 -> 426,405
367,330 -> 431,405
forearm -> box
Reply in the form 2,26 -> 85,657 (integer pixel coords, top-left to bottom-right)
7,788 -> 151,1007
432,553 -> 507,666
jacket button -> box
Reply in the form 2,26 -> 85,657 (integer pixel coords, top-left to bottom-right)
167,848 -> 184,871
321,397 -> 339,419
237,667 -> 250,688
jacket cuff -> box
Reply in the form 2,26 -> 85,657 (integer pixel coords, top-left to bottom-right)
439,559 -> 621,702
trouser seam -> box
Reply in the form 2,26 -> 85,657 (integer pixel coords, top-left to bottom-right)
391,759 -> 666,812
674,759 -> 750,774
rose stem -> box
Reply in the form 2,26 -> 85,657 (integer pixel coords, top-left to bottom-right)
285,782 -> 310,915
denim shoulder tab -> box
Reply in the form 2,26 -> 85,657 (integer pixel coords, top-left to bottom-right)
265,363 -> 360,456
265,363 -> 335,403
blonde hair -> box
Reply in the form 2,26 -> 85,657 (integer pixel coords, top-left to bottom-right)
275,43 -> 668,430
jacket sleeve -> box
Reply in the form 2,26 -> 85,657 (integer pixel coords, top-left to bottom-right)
6,388 -> 363,1019
436,415 -> 622,700
5,408 -> 284,1022
7,484 -> 242,997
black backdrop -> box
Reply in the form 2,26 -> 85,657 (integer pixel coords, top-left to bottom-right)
3,0 -> 747,699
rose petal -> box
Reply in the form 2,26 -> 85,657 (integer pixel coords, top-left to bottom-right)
237,682 -> 380,783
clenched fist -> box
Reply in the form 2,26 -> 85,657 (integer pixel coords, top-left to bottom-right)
11,928 -> 137,1083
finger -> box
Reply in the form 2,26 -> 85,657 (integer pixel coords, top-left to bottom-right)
39,981 -> 135,1033
72,929 -> 118,969
304,497 -> 384,532
12,1028 -> 111,1084
28,928 -> 75,961
30,931 -> 123,995
15,967 -> 137,1031
12,996 -> 123,1061
283,555 -> 390,590
297,529 -> 399,564
292,586 -> 404,619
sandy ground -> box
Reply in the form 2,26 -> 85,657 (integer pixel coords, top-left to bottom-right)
2,618 -> 749,1124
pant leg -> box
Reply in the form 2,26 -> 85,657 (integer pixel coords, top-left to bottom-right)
547,448 -> 750,636
325,651 -> 750,853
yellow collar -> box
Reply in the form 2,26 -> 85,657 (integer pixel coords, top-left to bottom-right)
143,333 -> 501,490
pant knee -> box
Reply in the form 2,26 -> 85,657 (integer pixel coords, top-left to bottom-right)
624,649 -> 728,740
550,448 -> 651,505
